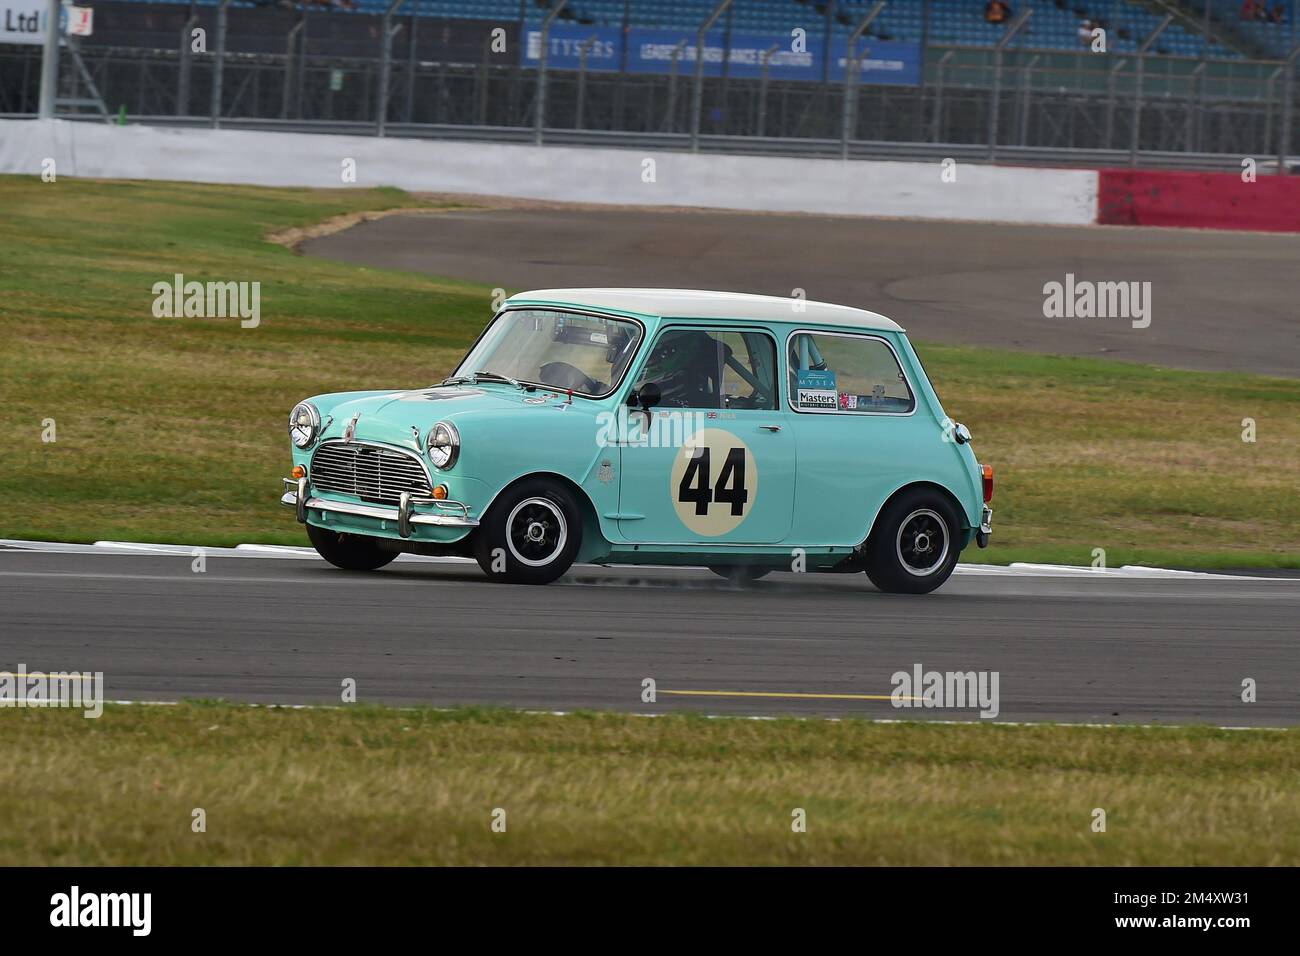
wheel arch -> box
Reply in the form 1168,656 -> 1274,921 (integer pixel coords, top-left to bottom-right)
480,471 -> 609,562
863,480 -> 970,547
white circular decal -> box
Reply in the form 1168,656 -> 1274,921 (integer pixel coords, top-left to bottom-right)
669,428 -> 758,536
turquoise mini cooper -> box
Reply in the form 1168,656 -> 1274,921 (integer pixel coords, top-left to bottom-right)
282,289 -> 993,593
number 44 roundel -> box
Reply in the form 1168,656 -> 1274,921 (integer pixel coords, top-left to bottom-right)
670,428 -> 758,536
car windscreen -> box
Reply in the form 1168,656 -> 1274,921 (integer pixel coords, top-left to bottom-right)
454,309 -> 643,397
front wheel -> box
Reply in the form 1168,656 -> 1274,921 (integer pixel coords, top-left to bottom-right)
306,524 -> 399,571
863,490 -> 961,594
473,479 -> 582,585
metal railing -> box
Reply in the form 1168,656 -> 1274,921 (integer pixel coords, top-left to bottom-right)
3,12 -> 1298,170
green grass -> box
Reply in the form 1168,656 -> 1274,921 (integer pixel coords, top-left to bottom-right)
2,703 -> 1296,865
1,175 -> 1298,566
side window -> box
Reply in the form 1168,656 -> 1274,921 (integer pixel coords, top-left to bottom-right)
787,332 -> 915,414
634,328 -> 777,410
718,332 -> 777,410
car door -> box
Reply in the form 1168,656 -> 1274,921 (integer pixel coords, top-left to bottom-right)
616,326 -> 795,545
783,328 -> 921,545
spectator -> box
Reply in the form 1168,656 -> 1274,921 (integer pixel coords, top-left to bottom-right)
1240,0 -> 1256,19
985,0 -> 1012,24
1077,18 -> 1094,46
1271,3 -> 1286,24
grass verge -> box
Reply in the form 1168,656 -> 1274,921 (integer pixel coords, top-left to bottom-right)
1,175 -> 1297,566
1,702 -> 1296,865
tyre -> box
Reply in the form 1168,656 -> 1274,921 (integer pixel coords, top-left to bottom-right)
863,489 -> 961,594
473,479 -> 582,585
306,524 -> 399,572
708,565 -> 774,585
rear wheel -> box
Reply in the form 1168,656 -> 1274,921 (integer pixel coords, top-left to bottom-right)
474,479 -> 582,585
306,524 -> 398,572
864,489 -> 961,594
708,565 -> 774,585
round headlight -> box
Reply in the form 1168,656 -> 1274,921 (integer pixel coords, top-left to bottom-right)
289,402 -> 320,449
427,421 -> 460,470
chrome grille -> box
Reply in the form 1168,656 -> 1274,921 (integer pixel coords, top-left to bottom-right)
309,442 -> 430,505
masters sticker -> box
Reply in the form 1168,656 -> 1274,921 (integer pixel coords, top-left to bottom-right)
796,369 -> 837,410
669,428 -> 757,536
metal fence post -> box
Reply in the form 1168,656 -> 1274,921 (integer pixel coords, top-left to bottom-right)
281,17 -> 304,120
665,39 -> 688,132
821,0 -> 835,85
932,49 -> 952,143
576,36 -> 596,130
1104,57 -> 1126,151
475,31 -> 491,125
840,2 -> 885,160
534,0 -> 569,145
986,10 -> 1031,162
403,11 -> 418,124
295,10 -> 309,119
377,0 -> 404,135
1264,65 -> 1282,156
915,0 -> 931,140
178,12 -> 199,116
38,0 -> 59,118
1279,43 -> 1300,174
1187,61 -> 1206,153
210,0 -> 232,128
756,43 -> 778,137
614,0 -> 630,129
690,0 -> 733,153
1130,15 -> 1173,167
1018,52 -> 1038,146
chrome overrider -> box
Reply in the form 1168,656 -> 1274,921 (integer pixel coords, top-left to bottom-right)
977,505 -> 993,549
280,476 -> 479,538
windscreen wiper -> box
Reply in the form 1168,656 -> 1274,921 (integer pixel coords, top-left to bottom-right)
438,370 -> 526,389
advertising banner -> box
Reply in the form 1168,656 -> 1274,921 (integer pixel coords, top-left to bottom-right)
831,36 -> 922,86
522,25 -> 623,72
627,28 -> 818,81
2,0 -> 48,45
522,23 -> 921,87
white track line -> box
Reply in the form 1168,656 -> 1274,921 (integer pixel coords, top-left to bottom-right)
86,697 -> 1295,732
0,538 -> 1291,580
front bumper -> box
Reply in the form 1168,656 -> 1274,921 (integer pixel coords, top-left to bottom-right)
976,505 -> 993,548
281,477 -> 479,538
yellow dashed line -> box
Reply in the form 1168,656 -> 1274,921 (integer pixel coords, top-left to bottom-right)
662,689 -> 917,702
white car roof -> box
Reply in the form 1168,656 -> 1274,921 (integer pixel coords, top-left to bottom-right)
506,288 -> 905,333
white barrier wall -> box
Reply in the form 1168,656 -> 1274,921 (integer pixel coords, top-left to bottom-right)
0,119 -> 1099,225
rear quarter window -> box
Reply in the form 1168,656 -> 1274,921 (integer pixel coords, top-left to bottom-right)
787,331 -> 915,414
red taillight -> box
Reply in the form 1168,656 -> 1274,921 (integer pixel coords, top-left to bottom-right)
981,464 -> 995,503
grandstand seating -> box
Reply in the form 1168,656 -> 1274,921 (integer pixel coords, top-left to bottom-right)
1213,0 -> 1295,57
97,0 -> 1258,58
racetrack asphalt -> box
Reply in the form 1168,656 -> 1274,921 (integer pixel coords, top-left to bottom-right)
302,207 -> 1300,378
3,548 -> 1297,726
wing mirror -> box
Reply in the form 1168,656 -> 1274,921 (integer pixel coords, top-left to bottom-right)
628,382 -> 662,429
634,382 -> 662,411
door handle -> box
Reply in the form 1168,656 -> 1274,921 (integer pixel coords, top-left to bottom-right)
759,425 -> 782,432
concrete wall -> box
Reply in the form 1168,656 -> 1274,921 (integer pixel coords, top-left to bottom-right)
0,119 -> 1100,226
1098,168 -> 1300,231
